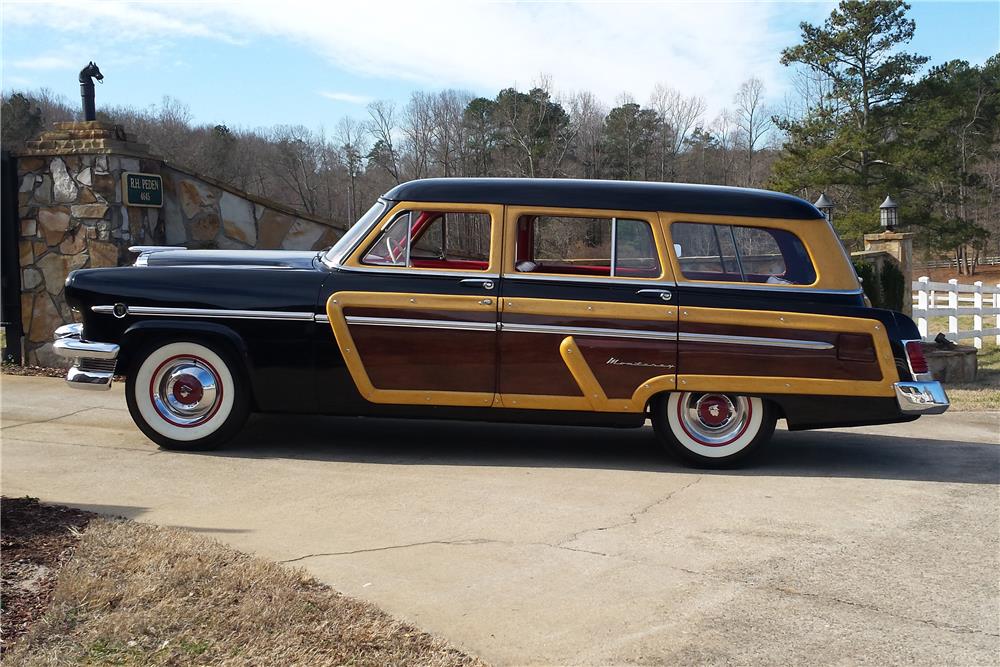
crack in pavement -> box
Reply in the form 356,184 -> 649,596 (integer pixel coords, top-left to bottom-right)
1,434 -> 156,455
279,539 -> 497,562
768,584 -> 1000,638
556,476 -> 703,549
0,407 -> 105,430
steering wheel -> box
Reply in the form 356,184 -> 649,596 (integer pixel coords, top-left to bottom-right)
385,236 -> 400,264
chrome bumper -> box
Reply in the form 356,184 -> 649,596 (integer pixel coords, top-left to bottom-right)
894,381 -> 950,415
53,323 -> 119,390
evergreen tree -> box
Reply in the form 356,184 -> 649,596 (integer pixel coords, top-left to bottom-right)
773,0 -> 928,242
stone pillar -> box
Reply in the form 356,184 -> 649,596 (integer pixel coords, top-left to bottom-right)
15,121 -> 165,366
864,231 -> 914,316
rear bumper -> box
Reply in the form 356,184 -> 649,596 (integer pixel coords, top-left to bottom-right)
53,323 -> 119,390
894,381 -> 949,415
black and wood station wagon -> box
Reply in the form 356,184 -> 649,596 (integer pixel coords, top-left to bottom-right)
55,178 -> 948,467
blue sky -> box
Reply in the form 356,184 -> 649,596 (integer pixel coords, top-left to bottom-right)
2,1 -> 997,134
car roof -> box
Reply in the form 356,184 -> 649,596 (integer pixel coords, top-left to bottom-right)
383,178 -> 824,221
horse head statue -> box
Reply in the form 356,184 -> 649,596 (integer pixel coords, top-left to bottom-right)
79,61 -> 103,120
79,61 -> 103,85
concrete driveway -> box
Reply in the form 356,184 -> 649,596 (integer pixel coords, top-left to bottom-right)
2,374 -> 998,665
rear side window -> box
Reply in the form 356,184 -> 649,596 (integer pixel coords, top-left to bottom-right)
671,222 -> 816,285
515,215 -> 660,279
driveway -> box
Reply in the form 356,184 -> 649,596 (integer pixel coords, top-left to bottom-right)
2,375 -> 998,665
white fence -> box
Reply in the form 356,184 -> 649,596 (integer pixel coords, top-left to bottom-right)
912,277 -> 1000,348
917,256 -> 1000,269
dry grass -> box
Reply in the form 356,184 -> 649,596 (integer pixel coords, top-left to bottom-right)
942,344 -> 1000,412
7,519 -> 485,667
917,316 -> 999,411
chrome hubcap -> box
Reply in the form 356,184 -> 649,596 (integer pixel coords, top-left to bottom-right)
152,358 -> 220,426
679,393 -> 751,446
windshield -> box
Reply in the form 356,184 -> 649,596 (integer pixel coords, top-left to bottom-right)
322,200 -> 389,266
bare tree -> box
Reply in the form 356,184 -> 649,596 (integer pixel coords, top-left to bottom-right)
336,117 -> 368,222
734,77 -> 772,187
402,92 -> 435,179
568,90 -> 607,178
649,83 -> 706,181
365,100 -> 401,183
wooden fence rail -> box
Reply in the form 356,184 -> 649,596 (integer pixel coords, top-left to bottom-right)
911,277 -> 1000,349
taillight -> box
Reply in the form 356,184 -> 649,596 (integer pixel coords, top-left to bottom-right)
905,341 -> 929,375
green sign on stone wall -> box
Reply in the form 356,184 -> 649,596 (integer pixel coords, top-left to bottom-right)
122,172 -> 163,208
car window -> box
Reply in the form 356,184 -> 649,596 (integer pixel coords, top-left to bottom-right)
671,222 -> 815,285
362,210 -> 492,270
515,215 -> 660,279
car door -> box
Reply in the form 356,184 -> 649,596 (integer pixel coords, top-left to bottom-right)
497,206 -> 678,413
323,202 -> 503,408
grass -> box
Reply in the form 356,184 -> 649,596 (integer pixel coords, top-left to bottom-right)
6,518 -> 485,667
920,315 -> 1000,411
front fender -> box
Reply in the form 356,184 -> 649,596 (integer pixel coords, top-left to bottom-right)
119,320 -> 251,377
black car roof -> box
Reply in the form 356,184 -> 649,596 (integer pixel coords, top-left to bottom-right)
383,178 -> 824,221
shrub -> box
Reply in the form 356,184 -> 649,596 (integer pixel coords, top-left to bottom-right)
852,259 -> 905,312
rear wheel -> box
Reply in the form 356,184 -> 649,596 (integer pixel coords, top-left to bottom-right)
651,391 -> 775,467
125,339 -> 250,451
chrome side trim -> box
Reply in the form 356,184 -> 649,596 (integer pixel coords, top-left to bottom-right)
345,315 -> 497,332
505,273 -> 675,287
315,314 -> 330,324
335,265 -> 501,280
92,305 -> 315,321
500,322 -> 677,341
674,281 -> 863,296
895,381 -> 949,414
678,331 -> 835,351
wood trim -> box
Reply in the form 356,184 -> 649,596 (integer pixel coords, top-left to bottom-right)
326,291 -> 496,407
678,306 -> 899,397
500,296 -> 675,321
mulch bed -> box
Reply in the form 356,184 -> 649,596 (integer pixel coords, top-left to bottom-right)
1,497 -> 96,655
0,364 -> 68,379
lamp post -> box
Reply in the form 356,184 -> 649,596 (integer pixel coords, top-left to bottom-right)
879,195 -> 898,232
814,192 -> 834,224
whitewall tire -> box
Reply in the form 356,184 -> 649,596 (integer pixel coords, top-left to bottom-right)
126,340 -> 250,450
651,392 -> 776,467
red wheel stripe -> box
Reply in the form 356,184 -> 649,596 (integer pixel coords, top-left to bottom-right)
148,353 -> 225,428
676,394 -> 753,447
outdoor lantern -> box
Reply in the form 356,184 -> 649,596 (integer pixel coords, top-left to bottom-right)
879,195 -> 898,231
814,192 -> 834,224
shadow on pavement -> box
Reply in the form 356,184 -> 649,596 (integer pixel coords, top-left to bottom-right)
39,501 -> 254,534
190,413 -> 1000,485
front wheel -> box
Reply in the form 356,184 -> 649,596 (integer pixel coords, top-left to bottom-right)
651,392 -> 776,468
126,339 -> 250,451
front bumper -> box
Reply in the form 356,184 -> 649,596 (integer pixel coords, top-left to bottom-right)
894,381 -> 949,415
53,323 -> 119,390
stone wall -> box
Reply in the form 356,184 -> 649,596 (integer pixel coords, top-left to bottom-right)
160,166 -> 343,251
17,151 -> 163,366
14,121 -> 346,366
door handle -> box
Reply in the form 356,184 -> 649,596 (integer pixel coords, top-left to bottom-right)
636,289 -> 672,301
460,278 -> 495,290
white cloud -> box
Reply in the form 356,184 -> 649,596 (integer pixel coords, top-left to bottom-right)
319,91 -> 373,105
4,0 -> 814,116
9,55 -> 76,70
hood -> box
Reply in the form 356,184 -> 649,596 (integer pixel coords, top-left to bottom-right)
138,248 -> 320,270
